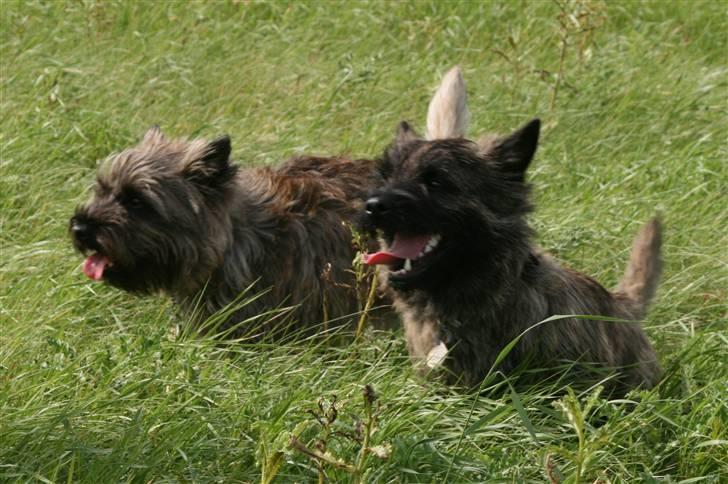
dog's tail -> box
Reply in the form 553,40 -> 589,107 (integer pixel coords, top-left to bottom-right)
617,217 -> 663,318
426,66 -> 469,140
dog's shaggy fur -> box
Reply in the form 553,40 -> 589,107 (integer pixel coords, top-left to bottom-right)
361,67 -> 662,394
71,127 -> 383,337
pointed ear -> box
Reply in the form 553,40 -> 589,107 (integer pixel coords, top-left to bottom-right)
201,135 -> 231,168
495,118 -> 540,180
395,121 -> 419,145
426,66 -> 469,140
142,125 -> 165,144
185,135 -> 235,187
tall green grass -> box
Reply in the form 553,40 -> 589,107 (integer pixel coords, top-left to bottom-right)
1,1 -> 726,481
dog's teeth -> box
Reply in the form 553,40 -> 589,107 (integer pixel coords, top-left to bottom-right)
404,259 -> 412,272
425,235 -> 440,253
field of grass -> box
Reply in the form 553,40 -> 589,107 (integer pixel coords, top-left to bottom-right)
1,0 -> 726,482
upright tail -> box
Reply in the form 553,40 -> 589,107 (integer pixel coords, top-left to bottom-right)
425,66 -> 469,140
617,217 -> 663,318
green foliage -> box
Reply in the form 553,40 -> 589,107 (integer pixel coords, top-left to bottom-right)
1,0 -> 726,482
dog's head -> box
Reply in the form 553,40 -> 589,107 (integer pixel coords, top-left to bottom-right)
360,67 -> 540,291
70,127 -> 237,293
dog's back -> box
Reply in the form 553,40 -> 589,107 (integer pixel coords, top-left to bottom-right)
517,246 -> 662,391
277,155 -> 380,215
199,154 -> 385,338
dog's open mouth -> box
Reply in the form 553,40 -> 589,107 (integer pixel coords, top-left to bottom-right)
363,233 -> 441,276
82,253 -> 113,281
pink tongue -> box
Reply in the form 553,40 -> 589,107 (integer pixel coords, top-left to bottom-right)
83,253 -> 109,281
363,234 -> 432,266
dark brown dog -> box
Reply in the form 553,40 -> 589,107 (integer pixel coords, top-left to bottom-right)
360,67 -> 662,394
71,127 -> 383,338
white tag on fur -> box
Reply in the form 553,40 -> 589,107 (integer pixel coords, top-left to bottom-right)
426,342 -> 448,369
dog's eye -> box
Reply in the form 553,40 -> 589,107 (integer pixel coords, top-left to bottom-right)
122,194 -> 145,210
422,171 -> 442,189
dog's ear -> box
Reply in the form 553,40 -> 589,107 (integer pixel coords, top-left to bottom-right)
142,125 -> 166,144
426,66 -> 469,140
184,135 -> 235,187
395,121 -> 419,145
201,135 -> 232,169
494,118 -> 540,180
382,122 -> 420,174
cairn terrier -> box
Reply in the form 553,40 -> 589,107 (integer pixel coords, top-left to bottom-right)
70,126 -> 382,338
361,67 -> 662,393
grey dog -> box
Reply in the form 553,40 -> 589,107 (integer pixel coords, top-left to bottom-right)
71,127 -> 384,338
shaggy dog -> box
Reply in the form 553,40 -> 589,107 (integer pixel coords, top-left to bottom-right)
360,67 -> 662,394
71,127 -> 384,338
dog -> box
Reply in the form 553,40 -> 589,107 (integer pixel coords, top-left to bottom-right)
360,67 -> 662,394
70,126 -> 384,338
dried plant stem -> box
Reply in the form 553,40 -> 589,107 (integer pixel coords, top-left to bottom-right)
355,273 -> 378,340
354,408 -> 373,481
551,31 -> 568,111
288,436 -> 357,473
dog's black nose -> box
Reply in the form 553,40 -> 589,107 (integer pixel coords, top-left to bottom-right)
71,219 -> 92,243
365,197 -> 386,216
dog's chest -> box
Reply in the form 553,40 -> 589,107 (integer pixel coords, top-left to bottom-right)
395,294 -> 465,368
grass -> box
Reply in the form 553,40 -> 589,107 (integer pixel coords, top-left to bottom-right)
1,0 -> 726,481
